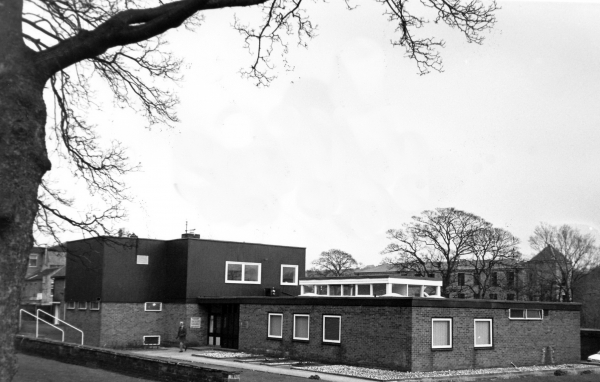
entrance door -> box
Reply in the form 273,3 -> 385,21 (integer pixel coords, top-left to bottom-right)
207,304 -> 239,349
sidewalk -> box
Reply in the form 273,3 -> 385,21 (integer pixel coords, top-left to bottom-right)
130,347 -> 369,381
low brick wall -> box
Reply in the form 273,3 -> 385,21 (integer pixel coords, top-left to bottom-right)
15,336 -> 239,382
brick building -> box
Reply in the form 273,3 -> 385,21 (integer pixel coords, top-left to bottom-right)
63,235 -> 305,348
196,296 -> 581,372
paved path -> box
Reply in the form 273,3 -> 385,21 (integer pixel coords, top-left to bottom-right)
130,347 -> 368,381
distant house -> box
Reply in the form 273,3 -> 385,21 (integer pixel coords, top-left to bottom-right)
20,246 -> 66,320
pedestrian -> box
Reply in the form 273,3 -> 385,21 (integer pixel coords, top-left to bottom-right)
176,321 -> 187,352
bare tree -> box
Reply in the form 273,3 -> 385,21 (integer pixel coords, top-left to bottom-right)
311,249 -> 358,277
1,0 -> 498,379
528,223 -> 599,302
382,208 -> 488,296
463,226 -> 521,299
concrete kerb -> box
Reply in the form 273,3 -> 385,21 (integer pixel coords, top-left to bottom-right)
128,348 -> 600,382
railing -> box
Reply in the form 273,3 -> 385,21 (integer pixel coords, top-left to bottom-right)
19,309 -> 64,342
37,309 -> 84,345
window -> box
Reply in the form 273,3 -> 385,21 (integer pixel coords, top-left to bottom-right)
302,285 -> 315,294
225,261 -> 261,284
316,285 -> 328,295
506,271 -> 515,288
491,272 -> 498,287
144,302 -> 162,312
507,293 -> 515,300
509,309 -> 543,320
408,285 -> 422,297
77,301 -> 87,310
458,273 -> 465,286
457,293 -> 465,299
136,255 -> 149,265
90,301 -> 100,310
329,285 -> 341,295
356,284 -> 371,296
28,254 -> 38,267
372,284 -> 386,297
432,318 -> 452,349
66,301 -> 75,310
293,314 -> 310,341
143,335 -> 161,346
323,315 -> 341,344
280,265 -> 298,285
474,319 -> 493,348
268,313 -> 283,339
489,293 -> 498,300
342,285 -> 354,296
428,273 -> 435,278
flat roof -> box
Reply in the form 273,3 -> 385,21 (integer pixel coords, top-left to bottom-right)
195,296 -> 581,311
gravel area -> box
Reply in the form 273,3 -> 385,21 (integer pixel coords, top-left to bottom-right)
294,363 -> 592,381
191,350 -> 258,358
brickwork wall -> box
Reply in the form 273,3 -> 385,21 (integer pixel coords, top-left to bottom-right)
65,306 -> 102,346
410,307 -> 580,371
15,336 -> 238,382
238,304 -> 412,370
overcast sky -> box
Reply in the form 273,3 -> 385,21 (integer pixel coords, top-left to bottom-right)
47,0 -> 600,266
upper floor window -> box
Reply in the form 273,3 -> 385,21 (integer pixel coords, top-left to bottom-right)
491,272 -> 498,287
77,301 -> 87,310
136,255 -> 149,265
280,265 -> 298,285
506,271 -> 515,288
29,254 -> 38,267
458,273 -> 465,286
509,308 -> 542,320
225,261 -> 261,284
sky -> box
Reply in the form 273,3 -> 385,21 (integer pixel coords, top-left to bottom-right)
45,0 -> 600,266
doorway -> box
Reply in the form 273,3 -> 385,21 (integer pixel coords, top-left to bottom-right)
207,304 -> 239,349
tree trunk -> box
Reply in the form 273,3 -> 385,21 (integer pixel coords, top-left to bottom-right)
0,4 -> 52,378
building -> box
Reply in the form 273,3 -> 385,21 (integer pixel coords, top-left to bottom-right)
63,235 -> 305,348
20,246 -> 66,319
59,235 -> 581,372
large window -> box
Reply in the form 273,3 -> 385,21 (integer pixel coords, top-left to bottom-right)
458,273 -> 465,286
432,318 -> 452,349
293,314 -> 310,341
323,315 -> 341,344
356,284 -> 371,296
28,254 -> 38,267
474,319 -> 493,348
225,261 -> 261,284
281,265 -> 298,285
268,313 -> 283,339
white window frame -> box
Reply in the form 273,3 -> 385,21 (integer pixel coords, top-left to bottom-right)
136,255 -> 149,265
144,302 -> 163,312
225,261 -> 262,284
28,254 -> 38,267
280,264 -> 299,286
293,314 -> 310,341
90,301 -> 101,311
66,301 -> 75,310
509,308 -> 543,320
77,301 -> 87,310
356,284 -> 372,296
268,313 -> 283,339
431,318 -> 452,349
526,309 -> 543,320
142,335 -> 161,346
474,319 -> 493,348
322,315 -> 341,344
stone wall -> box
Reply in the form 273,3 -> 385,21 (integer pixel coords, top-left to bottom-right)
15,336 -> 238,382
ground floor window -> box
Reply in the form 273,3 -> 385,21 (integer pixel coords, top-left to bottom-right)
323,315 -> 341,344
432,318 -> 452,349
268,313 -> 283,339
474,319 -> 492,348
77,301 -> 87,310
293,314 -> 310,341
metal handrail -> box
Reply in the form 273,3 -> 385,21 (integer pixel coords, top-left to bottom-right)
37,309 -> 84,345
19,309 -> 64,342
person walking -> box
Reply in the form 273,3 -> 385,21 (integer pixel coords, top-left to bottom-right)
176,321 -> 187,352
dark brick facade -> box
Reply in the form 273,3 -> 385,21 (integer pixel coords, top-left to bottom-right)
220,297 -> 581,372
66,303 -> 209,348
